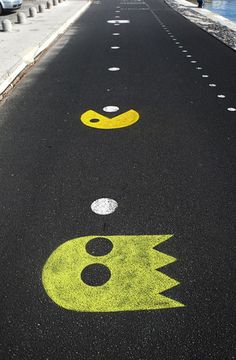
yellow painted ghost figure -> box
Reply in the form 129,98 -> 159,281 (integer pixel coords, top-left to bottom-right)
42,235 -> 184,312
80,109 -> 140,129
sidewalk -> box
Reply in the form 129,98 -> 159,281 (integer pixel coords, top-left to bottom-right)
0,0 -> 91,97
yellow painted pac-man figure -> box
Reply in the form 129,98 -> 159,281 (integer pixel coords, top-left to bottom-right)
80,109 -> 140,129
42,235 -> 184,312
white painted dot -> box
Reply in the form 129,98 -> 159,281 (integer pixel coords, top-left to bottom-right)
91,198 -> 118,215
186,55 -> 192,57
111,46 -> 120,49
176,42 -> 180,44
202,75 -> 209,78
182,50 -> 188,53
115,16 -> 120,18
103,106 -> 119,112
116,10 -> 120,12
179,46 -> 183,48
108,67 -> 120,71
217,94 -> 226,98
191,60 -> 197,63
114,23 -> 120,26
209,83 -> 216,87
196,67 -> 202,70
113,33 -> 120,36
227,107 -> 236,112
106,88 -> 111,92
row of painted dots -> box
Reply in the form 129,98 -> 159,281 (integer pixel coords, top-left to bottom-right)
157,19 -> 236,112
104,6 -> 122,110
90,5 -> 126,213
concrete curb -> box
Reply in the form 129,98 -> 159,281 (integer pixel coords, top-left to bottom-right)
0,0 -> 91,96
165,0 -> 236,51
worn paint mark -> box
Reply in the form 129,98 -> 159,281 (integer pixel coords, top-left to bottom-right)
80,109 -> 140,129
42,235 -> 184,312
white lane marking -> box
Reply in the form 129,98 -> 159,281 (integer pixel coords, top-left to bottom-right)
111,46 -> 120,49
106,88 -> 111,92
217,94 -> 226,98
114,23 -> 120,26
196,67 -> 202,70
179,46 -> 183,48
202,75 -> 209,78
108,67 -> 120,71
103,106 -> 119,112
115,16 -> 120,18
91,198 -> 118,215
209,83 -> 216,87
113,33 -> 120,35
227,107 -> 236,112
116,10 -> 120,12
186,55 -> 192,57
191,60 -> 197,63
176,42 -> 180,44
107,20 -> 130,23
182,50 -> 188,53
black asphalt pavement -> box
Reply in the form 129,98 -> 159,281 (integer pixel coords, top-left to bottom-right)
0,0 -> 236,358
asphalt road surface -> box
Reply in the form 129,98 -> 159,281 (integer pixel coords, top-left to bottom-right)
0,0 -> 236,359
